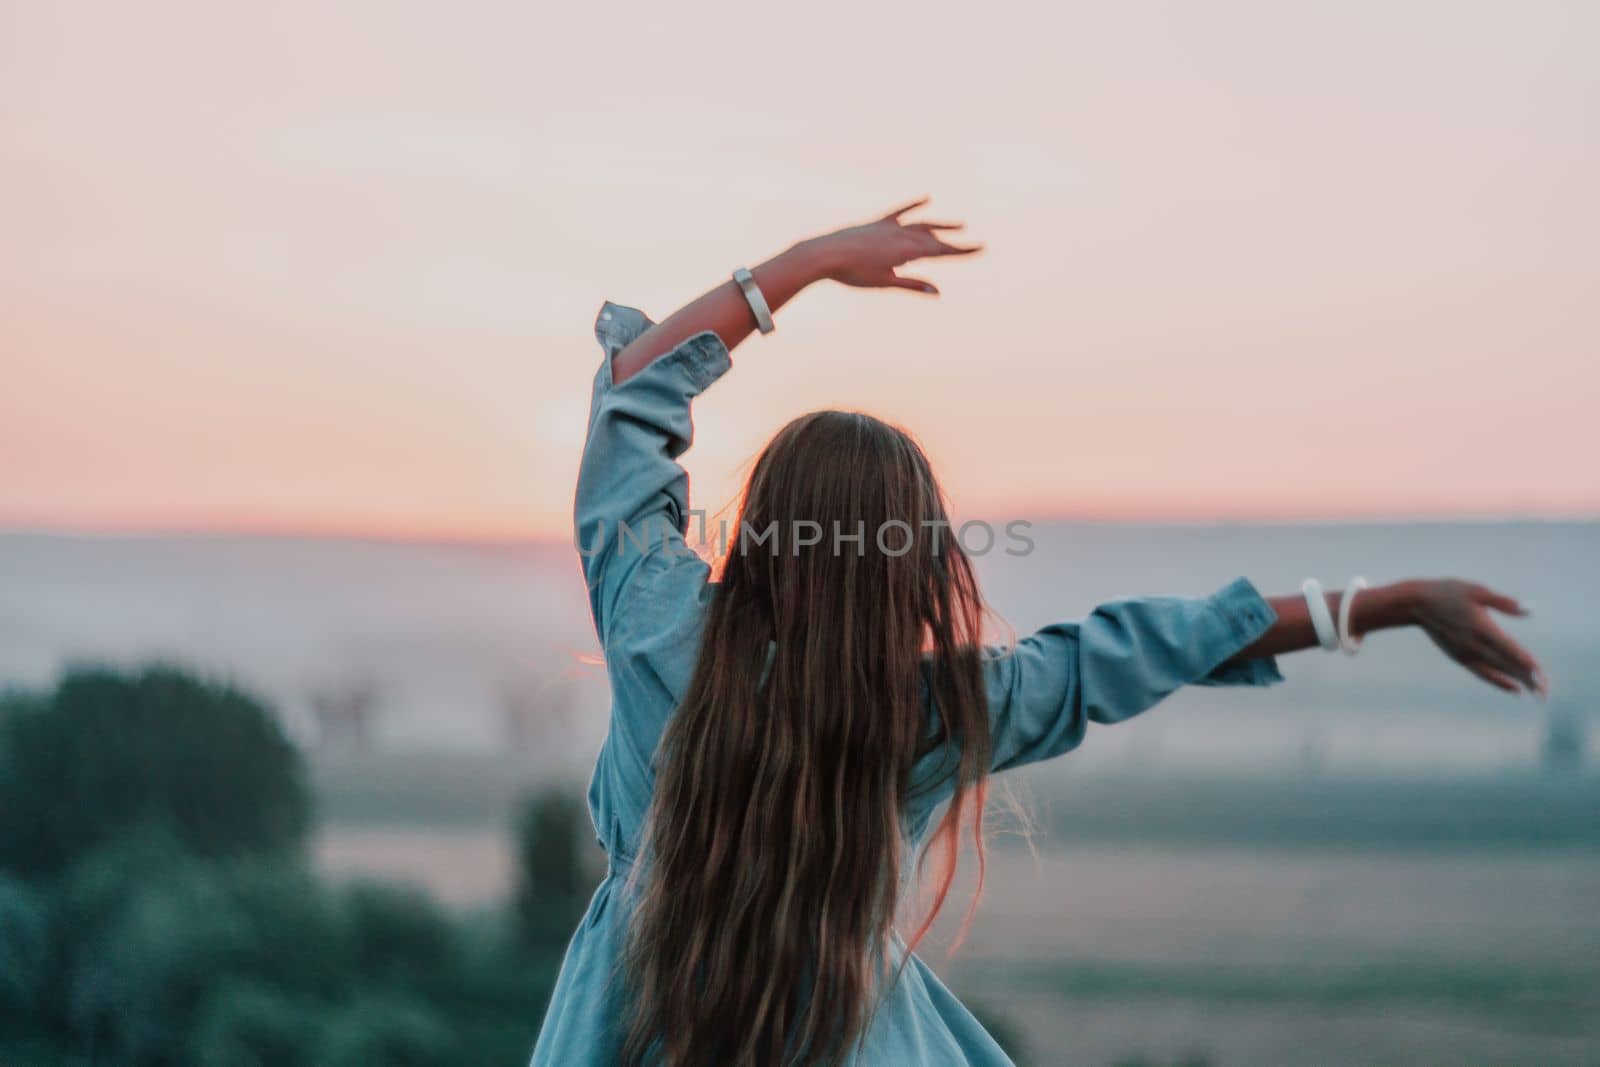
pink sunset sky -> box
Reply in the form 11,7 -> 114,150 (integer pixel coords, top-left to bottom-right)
3,0 -> 1596,540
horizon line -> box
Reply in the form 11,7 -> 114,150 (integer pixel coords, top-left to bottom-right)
3,510 -> 1596,549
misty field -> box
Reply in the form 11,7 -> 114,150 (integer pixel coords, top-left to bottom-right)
316,757 -> 1600,1066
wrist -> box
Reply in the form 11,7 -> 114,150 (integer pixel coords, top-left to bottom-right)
1393,579 -> 1428,627
1353,580 -> 1425,635
745,240 -> 832,324
785,236 -> 841,284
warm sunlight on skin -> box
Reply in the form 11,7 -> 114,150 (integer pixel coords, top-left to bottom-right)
3,1 -> 1597,539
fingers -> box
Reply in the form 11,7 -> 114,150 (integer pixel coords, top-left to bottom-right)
1473,641 -> 1531,694
906,229 -> 984,258
1466,585 -> 1546,696
1457,614 -> 1546,696
881,197 -> 931,222
882,199 -> 982,244
1498,635 -> 1542,693
1471,583 -> 1528,617
1468,662 -> 1522,694
1481,649 -> 1539,695
889,273 -> 939,295
1479,630 -> 1547,697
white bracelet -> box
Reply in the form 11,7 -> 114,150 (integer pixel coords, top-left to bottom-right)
1301,578 -> 1339,651
732,266 -> 775,335
1337,576 -> 1369,656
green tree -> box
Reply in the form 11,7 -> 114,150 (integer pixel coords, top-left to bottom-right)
511,789 -> 596,952
0,666 -> 309,880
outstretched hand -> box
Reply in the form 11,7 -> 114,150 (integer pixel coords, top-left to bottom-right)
1414,580 -> 1547,696
805,198 -> 982,295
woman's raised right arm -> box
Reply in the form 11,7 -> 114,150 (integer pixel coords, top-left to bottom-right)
608,198 -> 981,385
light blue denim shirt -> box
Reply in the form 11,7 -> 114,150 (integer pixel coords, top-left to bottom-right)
530,302 -> 1284,1066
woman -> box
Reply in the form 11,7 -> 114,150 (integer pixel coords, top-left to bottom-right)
531,200 -> 1546,1066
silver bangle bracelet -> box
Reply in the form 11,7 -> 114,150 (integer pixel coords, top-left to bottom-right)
1337,576 -> 1369,656
732,266 -> 775,335
1301,578 -> 1340,652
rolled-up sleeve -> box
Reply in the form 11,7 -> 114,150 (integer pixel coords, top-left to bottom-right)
983,577 -> 1283,774
574,301 -> 730,644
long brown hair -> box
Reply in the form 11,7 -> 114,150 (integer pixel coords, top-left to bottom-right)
621,410 -> 992,1065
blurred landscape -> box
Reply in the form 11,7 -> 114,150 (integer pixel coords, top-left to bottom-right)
2,521 -> 1597,1065
6,1 -> 1595,1062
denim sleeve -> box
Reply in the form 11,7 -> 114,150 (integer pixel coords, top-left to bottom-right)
980,577 -> 1283,774
574,301 -> 731,645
